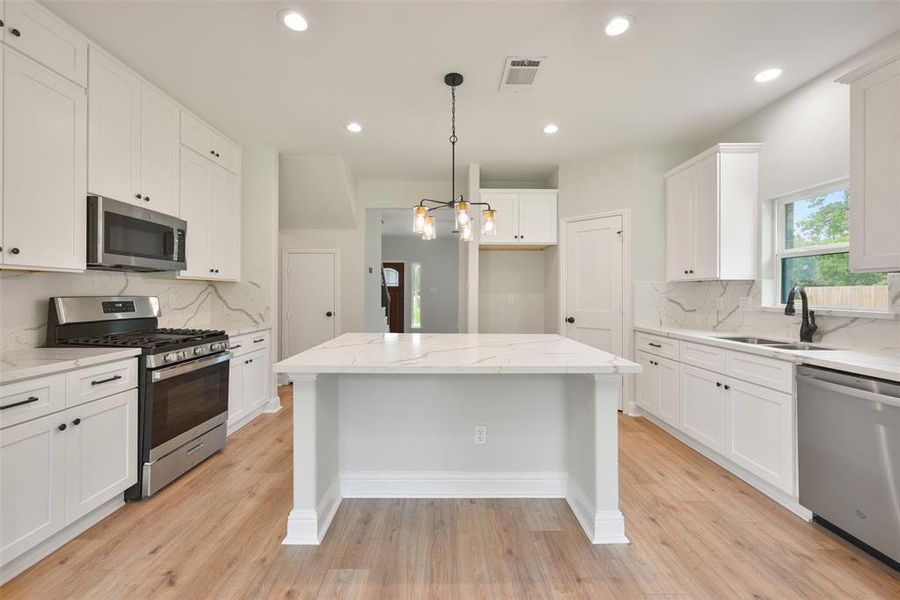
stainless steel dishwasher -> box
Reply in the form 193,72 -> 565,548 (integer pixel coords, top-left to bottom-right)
797,365 -> 900,568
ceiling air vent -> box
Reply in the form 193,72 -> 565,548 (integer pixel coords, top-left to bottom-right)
499,56 -> 545,91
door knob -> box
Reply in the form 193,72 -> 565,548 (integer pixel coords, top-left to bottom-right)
565,317 -> 575,324
326,311 -> 333,317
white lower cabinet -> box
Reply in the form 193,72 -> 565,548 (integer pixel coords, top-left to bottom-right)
65,390 -> 137,522
635,351 -> 658,415
226,332 -> 272,433
725,380 -> 793,494
655,356 -> 680,428
679,364 -> 726,454
0,367 -> 138,569
0,412 -> 66,565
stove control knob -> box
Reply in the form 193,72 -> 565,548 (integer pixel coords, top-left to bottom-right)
211,342 -> 225,352
194,347 -> 204,356
164,352 -> 178,363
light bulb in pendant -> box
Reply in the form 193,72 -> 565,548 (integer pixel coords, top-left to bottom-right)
481,209 -> 497,237
422,215 -> 436,240
455,200 -> 470,229
461,221 -> 473,242
413,206 -> 428,234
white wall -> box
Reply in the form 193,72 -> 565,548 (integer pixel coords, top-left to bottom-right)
478,250 -> 547,334
382,236 -> 459,333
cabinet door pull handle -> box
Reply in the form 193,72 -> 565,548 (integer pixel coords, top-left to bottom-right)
230,344 -> 242,350
1,396 -> 39,410
187,441 -> 204,455
10,247 -> 20,255
648,342 -> 662,348
10,28 -> 21,37
91,374 -> 122,386
253,337 -> 264,343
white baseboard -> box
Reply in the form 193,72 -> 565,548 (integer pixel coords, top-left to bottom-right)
1,496 -> 124,585
566,478 -> 629,544
283,476 -> 341,545
226,404 -> 268,437
340,470 -> 568,498
262,395 -> 282,413
639,411 -> 813,521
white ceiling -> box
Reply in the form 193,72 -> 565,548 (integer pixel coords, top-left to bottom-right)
46,1 -> 900,180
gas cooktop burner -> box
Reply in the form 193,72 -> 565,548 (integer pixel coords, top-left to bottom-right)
61,328 -> 226,351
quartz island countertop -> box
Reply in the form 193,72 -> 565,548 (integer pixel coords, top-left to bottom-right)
274,332 -> 641,375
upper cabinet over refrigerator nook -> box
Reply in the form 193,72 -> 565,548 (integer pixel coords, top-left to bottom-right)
479,189 -> 558,247
664,143 -> 761,282
838,48 -> 900,273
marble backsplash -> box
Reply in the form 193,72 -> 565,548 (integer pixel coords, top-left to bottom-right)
635,279 -> 900,353
0,269 -> 270,351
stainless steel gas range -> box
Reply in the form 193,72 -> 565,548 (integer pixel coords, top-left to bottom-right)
45,296 -> 230,499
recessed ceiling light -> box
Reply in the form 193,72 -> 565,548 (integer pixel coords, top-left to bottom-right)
604,15 -> 634,36
346,122 -> 363,133
543,124 -> 559,134
279,10 -> 308,32
754,68 -> 783,83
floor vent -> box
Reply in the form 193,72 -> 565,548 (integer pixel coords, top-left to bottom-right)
499,56 -> 545,91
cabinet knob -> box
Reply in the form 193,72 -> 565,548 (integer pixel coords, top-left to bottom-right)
10,247 -> 20,255
326,311 -> 333,317
144,196 -> 150,202
0,19 -> 4,27
72,418 -> 81,426
58,423 -> 67,431
210,150 -> 215,155
684,270 -> 689,275
209,268 -> 215,273
135,193 -> 143,199
214,269 -> 220,274
716,382 -> 722,387
565,317 -> 575,324
688,269 -> 694,274
10,27 -> 21,37
215,152 -> 221,158
724,384 -> 730,390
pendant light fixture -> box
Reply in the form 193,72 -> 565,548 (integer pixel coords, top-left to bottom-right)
412,73 -> 497,241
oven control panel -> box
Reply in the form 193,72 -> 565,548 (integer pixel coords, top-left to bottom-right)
102,300 -> 136,314
153,340 -> 230,368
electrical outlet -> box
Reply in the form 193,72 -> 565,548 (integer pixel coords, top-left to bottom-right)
739,296 -> 753,310
507,294 -> 515,304
474,424 -> 487,444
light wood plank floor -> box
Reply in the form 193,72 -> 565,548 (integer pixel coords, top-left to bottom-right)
3,386 -> 898,599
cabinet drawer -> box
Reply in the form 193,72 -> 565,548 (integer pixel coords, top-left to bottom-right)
0,374 -> 66,429
680,341 -> 727,372
635,332 -> 678,360
65,359 -> 137,407
229,330 -> 270,358
726,351 -> 793,394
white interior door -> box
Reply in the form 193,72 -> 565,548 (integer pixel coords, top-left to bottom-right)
283,251 -> 339,358
563,213 -> 624,352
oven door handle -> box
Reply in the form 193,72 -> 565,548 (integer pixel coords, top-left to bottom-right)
150,352 -> 232,383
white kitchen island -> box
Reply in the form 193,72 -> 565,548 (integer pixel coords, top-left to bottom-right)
274,333 -> 640,545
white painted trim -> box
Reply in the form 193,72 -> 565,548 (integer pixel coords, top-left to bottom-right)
558,210 -> 634,412
638,411 -> 813,521
280,249 -> 342,363
565,477 -> 629,544
1,496 -> 124,585
283,475 -> 342,545
262,395 -> 283,413
664,143 -> 763,178
340,470 -> 567,498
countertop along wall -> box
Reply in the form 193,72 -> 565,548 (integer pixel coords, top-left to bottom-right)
0,147 -> 280,352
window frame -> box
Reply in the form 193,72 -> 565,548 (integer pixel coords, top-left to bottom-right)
410,262 -> 422,330
771,176 -> 890,311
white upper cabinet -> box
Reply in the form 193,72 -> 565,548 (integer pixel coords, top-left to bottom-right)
88,48 -> 178,216
87,48 -> 140,203
479,189 -> 557,246
178,148 -> 240,281
839,49 -> 900,273
3,0 -> 87,86
138,86 -> 179,215
181,109 -> 240,174
2,50 -> 86,271
665,144 -> 760,282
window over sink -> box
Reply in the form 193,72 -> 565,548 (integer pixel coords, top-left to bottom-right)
774,179 -> 890,311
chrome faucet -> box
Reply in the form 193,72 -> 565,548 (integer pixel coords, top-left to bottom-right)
784,285 -> 818,343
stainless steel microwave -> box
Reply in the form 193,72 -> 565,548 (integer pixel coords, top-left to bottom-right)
87,196 -> 187,272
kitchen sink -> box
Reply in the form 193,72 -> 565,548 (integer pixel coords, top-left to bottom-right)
765,343 -> 836,351
714,335 -> 785,345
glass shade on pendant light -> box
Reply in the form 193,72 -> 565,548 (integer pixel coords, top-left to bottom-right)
460,220 -> 473,242
422,215 -> 436,240
455,200 -> 470,229
413,206 -> 428,234
481,209 -> 497,237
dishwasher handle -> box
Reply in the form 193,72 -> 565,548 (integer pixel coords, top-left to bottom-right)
797,374 -> 900,409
